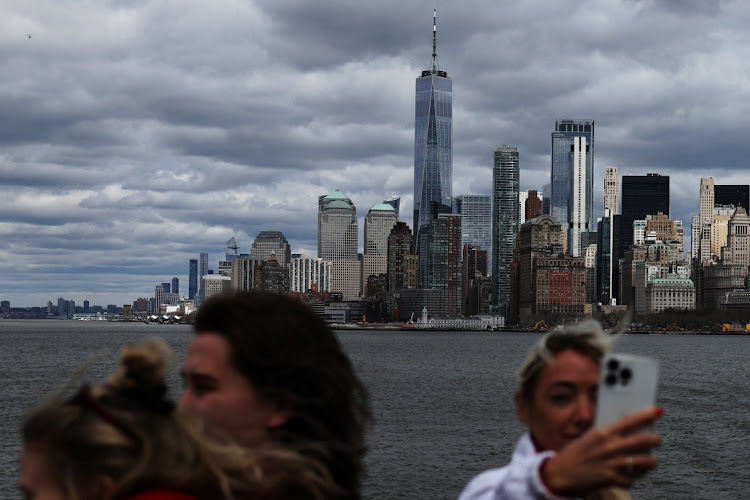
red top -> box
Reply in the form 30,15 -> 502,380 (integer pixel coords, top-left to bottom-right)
127,490 -> 199,500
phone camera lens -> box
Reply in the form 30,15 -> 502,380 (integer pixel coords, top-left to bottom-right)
607,358 -> 619,371
620,367 -> 632,385
605,373 -> 617,386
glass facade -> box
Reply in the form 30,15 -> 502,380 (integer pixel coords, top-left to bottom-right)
414,74 -> 452,240
453,194 -> 492,273
550,119 -> 594,255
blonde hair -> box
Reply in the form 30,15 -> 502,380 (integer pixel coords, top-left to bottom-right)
517,320 -> 617,401
23,340 -> 340,500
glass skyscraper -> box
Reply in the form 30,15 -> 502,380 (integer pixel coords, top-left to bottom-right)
492,146 -> 520,310
550,119 -> 594,256
414,10 -> 452,246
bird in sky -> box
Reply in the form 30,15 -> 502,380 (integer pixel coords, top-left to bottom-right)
28,34 -> 31,38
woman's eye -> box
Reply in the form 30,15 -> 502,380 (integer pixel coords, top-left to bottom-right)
549,393 -> 573,405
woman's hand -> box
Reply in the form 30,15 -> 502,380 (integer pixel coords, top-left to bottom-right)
541,407 -> 663,496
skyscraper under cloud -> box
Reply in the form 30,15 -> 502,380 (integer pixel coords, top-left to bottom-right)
550,119 -> 594,257
414,9 -> 452,249
492,146 -> 520,310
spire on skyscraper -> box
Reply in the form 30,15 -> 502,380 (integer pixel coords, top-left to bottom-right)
431,8 -> 438,74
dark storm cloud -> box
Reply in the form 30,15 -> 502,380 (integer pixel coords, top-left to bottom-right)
1,0 -> 749,305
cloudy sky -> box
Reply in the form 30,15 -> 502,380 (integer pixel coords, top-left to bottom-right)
2,0 -> 748,307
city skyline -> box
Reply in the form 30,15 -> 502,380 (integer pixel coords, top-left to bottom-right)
3,1 -> 750,306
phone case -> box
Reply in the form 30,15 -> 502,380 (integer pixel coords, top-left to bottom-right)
594,353 -> 659,428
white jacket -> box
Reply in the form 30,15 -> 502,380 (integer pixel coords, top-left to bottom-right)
459,433 -> 573,500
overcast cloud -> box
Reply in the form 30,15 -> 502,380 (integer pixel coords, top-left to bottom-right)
1,0 -> 748,307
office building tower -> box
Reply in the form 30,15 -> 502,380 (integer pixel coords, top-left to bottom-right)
318,189 -> 360,300
387,222 -> 416,319
604,166 -> 619,214
414,9 -> 452,248
171,277 -> 179,297
154,285 -> 165,310
425,213 -> 462,316
363,203 -> 398,296
691,215 -> 700,261
251,231 -> 291,266
202,275 -> 232,301
715,184 -> 749,210
597,208 -> 614,305
492,146 -> 520,310
699,177 -> 714,262
198,252 -> 209,302
542,183 -> 551,216
452,194 -> 492,272
617,174 -> 669,301
290,257 -> 332,294
383,195 -> 401,219
620,174 -> 670,257
189,259 -> 197,300
550,119 -> 594,256
161,282 -> 170,295
525,190 -> 543,222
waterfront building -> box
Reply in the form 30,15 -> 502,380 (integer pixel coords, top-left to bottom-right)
290,257 -> 332,294
644,274 -> 695,313
604,166 -> 619,214
251,231 -> 291,266
260,255 -> 291,296
492,146 -> 520,311
154,285 -> 165,314
363,203 -> 398,296
318,189 -> 360,300
550,119 -> 594,256
171,277 -> 179,297
414,9 -> 452,251
452,194 -> 492,272
463,244 -> 489,314
533,255 -> 588,318
189,259 -> 197,300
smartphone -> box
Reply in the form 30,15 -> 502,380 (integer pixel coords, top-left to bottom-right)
594,353 -> 659,428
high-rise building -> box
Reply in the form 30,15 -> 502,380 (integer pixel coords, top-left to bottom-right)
604,166 -> 619,214
620,174 -> 670,259
383,195 -> 401,219
452,194 -> 492,272
387,222 -> 416,319
715,184 -> 749,211
363,203 -> 398,296
251,231 -> 291,266
425,213 -> 462,316
699,177 -> 714,262
318,189 -> 360,300
550,119 -> 594,256
414,9 -> 452,249
290,257 -> 332,294
171,277 -> 179,297
542,183 -> 551,216
525,190 -> 543,222
597,208 -> 614,305
198,252 -> 209,303
492,146 -> 520,310
188,259 -> 197,300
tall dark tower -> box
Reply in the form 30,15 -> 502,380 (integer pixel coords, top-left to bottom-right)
414,9 -> 453,262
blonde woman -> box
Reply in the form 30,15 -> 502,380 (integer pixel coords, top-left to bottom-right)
460,321 -> 663,500
21,340 -> 338,500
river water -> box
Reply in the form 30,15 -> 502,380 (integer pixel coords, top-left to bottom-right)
1,320 -> 748,499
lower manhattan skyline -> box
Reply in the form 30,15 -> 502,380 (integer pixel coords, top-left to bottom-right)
2,1 -> 750,306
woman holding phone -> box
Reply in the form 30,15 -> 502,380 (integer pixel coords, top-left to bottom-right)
459,320 -> 663,500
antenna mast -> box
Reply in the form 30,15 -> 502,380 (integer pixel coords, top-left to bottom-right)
430,8 -> 438,74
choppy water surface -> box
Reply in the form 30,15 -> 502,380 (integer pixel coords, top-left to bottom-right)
1,320 -> 748,499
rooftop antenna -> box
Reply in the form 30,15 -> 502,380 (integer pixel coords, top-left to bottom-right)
430,8 -> 438,74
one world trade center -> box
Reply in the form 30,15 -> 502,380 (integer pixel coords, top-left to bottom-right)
413,9 -> 453,251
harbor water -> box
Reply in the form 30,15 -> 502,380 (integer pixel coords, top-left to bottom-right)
1,320 -> 748,499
